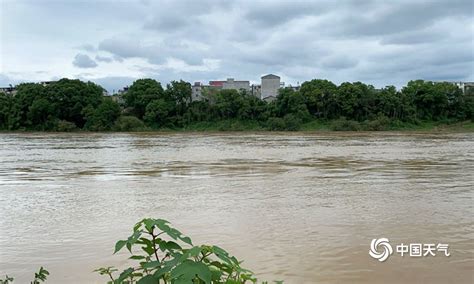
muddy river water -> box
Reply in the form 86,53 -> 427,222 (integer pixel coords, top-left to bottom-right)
0,132 -> 473,283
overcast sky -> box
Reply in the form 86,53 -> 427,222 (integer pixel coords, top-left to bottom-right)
1,0 -> 473,92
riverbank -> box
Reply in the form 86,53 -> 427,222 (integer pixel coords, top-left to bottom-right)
137,119 -> 474,132
1,119 -> 473,133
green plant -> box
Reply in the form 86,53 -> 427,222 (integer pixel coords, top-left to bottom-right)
0,275 -> 14,284
0,267 -> 49,284
55,120 -> 77,132
330,117 -> 361,131
95,218 -> 279,284
31,267 -> 49,284
114,116 -> 147,131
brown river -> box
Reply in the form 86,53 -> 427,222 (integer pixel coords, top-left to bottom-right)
0,132 -> 473,283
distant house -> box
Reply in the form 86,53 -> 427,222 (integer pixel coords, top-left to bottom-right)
39,81 -> 56,87
261,74 -> 281,101
221,78 -> 250,92
191,74 -> 288,102
452,81 -> 474,93
0,85 -> 17,96
191,78 -> 251,101
262,95 -> 277,102
192,82 -> 203,101
251,84 -> 261,98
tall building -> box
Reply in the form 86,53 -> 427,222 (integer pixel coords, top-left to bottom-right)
191,82 -> 203,101
261,74 -> 281,101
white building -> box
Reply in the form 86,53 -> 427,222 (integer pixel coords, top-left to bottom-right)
191,82 -> 203,101
191,74 -> 286,102
261,74 -> 281,102
452,81 -> 474,93
222,78 -> 250,92
191,78 -> 251,102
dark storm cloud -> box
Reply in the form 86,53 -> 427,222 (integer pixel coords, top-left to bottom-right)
72,54 -> 98,68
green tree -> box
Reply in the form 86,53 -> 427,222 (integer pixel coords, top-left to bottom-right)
0,94 -> 12,129
401,80 -> 459,120
184,101 -> 214,123
125,79 -> 165,118
274,88 -> 310,122
28,98 -> 56,130
336,82 -> 376,121
144,99 -> 173,127
84,98 -> 121,131
9,83 -> 46,129
46,78 -> 103,127
299,79 -> 338,118
464,87 -> 474,120
166,80 -> 192,116
214,89 -> 245,119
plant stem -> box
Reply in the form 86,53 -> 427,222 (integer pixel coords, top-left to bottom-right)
150,230 -> 161,263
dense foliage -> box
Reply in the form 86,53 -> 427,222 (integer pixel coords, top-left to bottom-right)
1,78 -> 472,131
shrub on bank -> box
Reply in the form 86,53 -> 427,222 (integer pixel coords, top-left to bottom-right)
330,117 -> 361,131
363,115 -> 391,131
114,116 -> 147,132
55,120 -> 77,132
266,115 -> 303,131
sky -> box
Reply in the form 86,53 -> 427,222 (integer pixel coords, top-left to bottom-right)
0,0 -> 473,92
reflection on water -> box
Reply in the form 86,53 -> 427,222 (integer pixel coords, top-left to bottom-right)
0,132 -> 473,283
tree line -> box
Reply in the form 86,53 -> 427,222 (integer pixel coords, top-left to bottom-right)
0,78 -> 472,131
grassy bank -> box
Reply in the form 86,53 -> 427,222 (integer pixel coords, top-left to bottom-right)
300,119 -> 474,132
168,119 -> 474,132
2,119 -> 473,133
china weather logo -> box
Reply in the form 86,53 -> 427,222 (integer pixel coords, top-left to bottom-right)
369,238 -> 393,262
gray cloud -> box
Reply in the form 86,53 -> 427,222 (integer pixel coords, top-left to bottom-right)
79,44 -> 96,52
87,76 -> 138,92
321,56 -> 358,69
72,54 -> 98,68
2,0 -> 473,91
95,55 -> 114,63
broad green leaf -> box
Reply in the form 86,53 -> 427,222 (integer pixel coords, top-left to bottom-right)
180,236 -> 193,246
170,260 -> 211,284
117,267 -> 134,283
142,260 -> 162,269
136,275 -> 157,284
114,240 -> 127,254
129,255 -> 146,260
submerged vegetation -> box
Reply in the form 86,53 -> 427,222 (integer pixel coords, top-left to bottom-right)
0,78 -> 473,132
